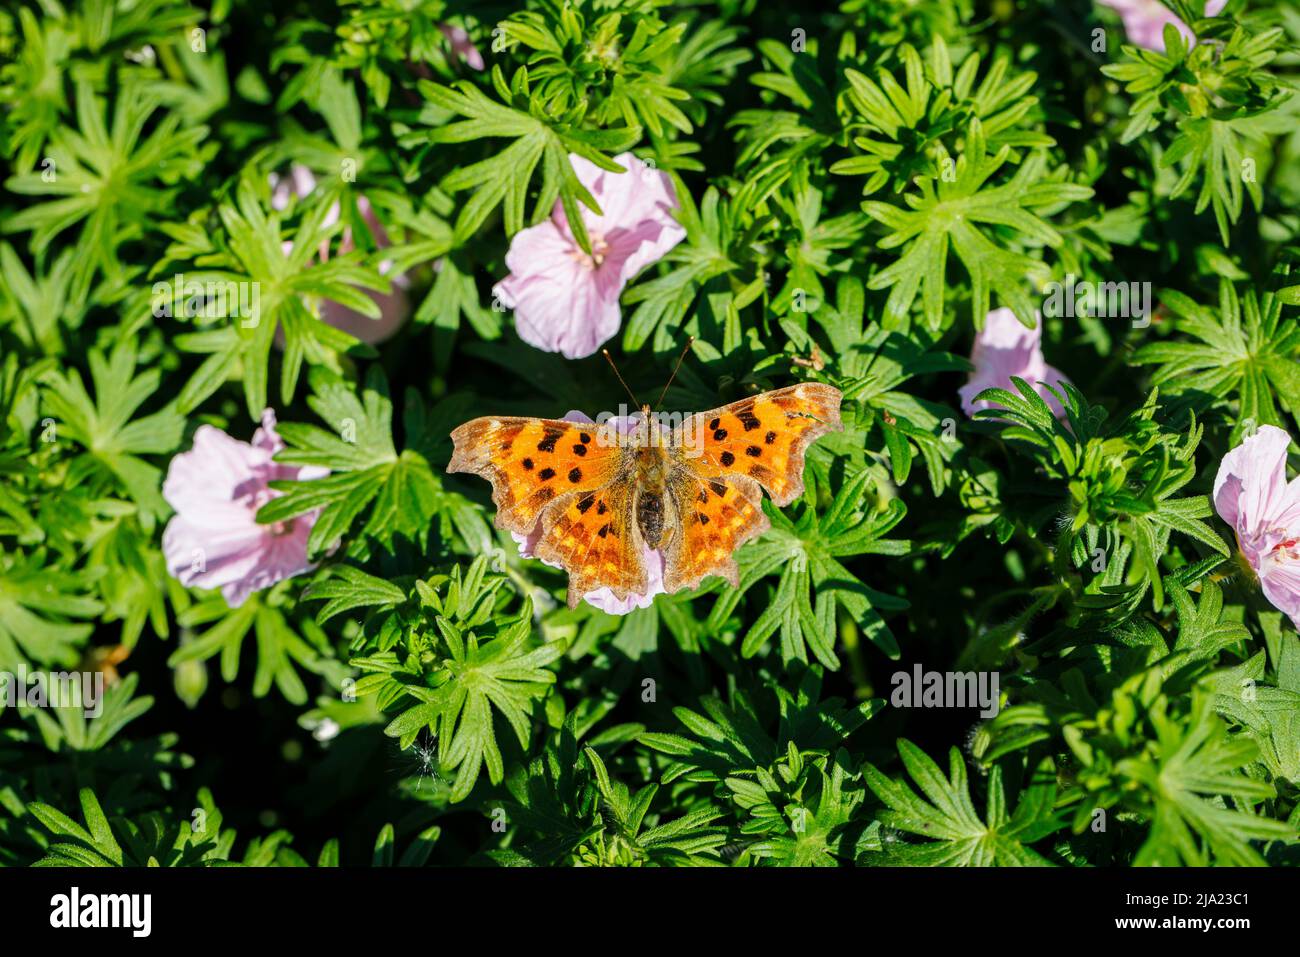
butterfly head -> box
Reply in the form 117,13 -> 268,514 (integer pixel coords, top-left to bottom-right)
602,337 -> 695,420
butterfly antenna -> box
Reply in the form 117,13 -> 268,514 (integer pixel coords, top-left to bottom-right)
655,336 -> 695,409
602,349 -> 640,407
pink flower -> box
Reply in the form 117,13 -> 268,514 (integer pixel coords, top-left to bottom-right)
439,24 -> 484,71
493,153 -> 686,360
1214,426 -> 1300,629
1098,0 -> 1227,51
959,308 -> 1070,419
269,164 -> 411,345
162,410 -> 327,607
512,411 -> 665,615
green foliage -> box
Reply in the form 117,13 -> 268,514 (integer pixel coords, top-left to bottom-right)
834,39 -> 1053,198
415,70 -> 640,251
257,366 -> 482,560
862,119 -> 1093,330
311,558 -> 565,801
968,380 -> 1226,607
3,0 -> 1300,870
4,80 -> 208,300
1101,18 -> 1290,243
1135,277 -> 1300,441
863,742 -> 1062,865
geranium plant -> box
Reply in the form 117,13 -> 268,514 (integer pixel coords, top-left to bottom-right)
2,0 -> 1300,872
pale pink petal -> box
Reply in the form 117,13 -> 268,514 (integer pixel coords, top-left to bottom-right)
1213,426 -> 1293,539
1259,561 -> 1300,632
251,407 -> 284,454
1098,0 -> 1224,51
162,426 -> 272,527
440,24 -> 484,71
269,163 -> 319,211
163,519 -> 266,592
960,308 -> 1069,418
218,523 -> 319,608
1214,472 -> 1246,534
291,163 -> 318,199
494,222 -> 622,359
583,546 -> 665,615
496,152 -> 686,360
566,153 -> 685,277
604,215 -> 686,288
161,411 -> 327,607
498,220 -> 582,287
1214,426 -> 1300,625
269,175 -> 292,211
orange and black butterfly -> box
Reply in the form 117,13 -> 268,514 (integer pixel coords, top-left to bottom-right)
449,381 -> 842,608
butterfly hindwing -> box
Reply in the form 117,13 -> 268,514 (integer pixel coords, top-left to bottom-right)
662,471 -> 768,593
678,384 -> 842,506
534,477 -> 647,608
448,417 -> 621,534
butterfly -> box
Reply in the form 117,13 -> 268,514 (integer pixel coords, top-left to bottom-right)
448,383 -> 843,609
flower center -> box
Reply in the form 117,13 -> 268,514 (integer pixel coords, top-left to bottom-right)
570,233 -> 610,270
1271,537 -> 1300,561
235,475 -> 296,536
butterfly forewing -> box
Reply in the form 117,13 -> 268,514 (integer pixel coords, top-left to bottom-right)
675,383 -> 842,506
448,417 -> 623,534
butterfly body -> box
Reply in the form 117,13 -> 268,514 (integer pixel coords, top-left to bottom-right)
635,482 -> 668,548
629,416 -> 673,548
449,384 -> 842,609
